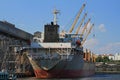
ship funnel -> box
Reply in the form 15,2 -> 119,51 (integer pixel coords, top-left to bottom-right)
53,9 -> 60,25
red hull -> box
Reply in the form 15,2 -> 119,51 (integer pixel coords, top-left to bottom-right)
34,69 -> 95,78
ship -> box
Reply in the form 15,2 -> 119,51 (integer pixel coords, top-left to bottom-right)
25,3 -> 96,78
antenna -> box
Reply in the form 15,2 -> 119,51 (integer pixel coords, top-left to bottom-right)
53,9 -> 60,25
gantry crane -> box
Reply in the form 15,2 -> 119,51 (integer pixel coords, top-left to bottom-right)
80,18 -> 91,37
75,13 -> 87,34
81,23 -> 94,46
69,3 -> 85,33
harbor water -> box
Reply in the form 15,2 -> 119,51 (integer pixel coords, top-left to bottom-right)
18,73 -> 120,80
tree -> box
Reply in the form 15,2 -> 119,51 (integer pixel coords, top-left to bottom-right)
96,56 -> 110,62
103,56 -> 110,62
96,56 -> 103,62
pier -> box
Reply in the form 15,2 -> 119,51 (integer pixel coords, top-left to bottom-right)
95,62 -> 120,74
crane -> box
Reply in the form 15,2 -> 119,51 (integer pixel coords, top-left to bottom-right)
80,18 -> 91,37
75,13 -> 87,34
81,23 -> 94,46
69,3 -> 85,33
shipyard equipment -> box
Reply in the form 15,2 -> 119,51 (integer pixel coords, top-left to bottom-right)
75,13 -> 87,34
69,3 -> 85,33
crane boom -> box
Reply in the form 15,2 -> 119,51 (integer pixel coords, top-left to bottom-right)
75,13 -> 87,34
81,18 -> 91,37
81,23 -> 94,46
69,3 -> 85,33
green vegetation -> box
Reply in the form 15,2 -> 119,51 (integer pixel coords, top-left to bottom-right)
96,56 -> 120,65
107,60 -> 120,65
96,56 -> 110,62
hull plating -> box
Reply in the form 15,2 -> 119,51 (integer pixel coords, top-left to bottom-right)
28,53 -> 95,78
34,69 -> 95,78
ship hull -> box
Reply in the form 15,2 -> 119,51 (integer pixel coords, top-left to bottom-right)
28,53 -> 95,78
34,63 -> 95,78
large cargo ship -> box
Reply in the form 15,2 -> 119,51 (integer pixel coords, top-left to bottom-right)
25,4 -> 95,78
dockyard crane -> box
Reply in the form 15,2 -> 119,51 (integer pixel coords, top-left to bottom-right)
80,18 -> 91,37
69,3 -> 85,33
81,23 -> 94,46
75,13 -> 87,34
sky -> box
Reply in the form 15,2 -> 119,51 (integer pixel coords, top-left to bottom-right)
0,0 -> 120,54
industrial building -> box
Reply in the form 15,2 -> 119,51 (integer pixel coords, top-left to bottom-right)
0,20 -> 33,76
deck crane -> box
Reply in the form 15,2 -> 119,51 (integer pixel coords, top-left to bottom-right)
75,13 -> 87,34
80,18 -> 91,37
69,3 -> 85,33
81,23 -> 94,46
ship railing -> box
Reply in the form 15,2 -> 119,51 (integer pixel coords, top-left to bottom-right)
59,55 -> 73,61
27,48 -> 73,61
54,48 -> 74,61
29,54 -> 73,61
32,55 -> 61,61
55,48 -> 71,54
28,53 -> 60,60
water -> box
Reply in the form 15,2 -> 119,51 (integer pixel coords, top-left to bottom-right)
18,74 -> 120,80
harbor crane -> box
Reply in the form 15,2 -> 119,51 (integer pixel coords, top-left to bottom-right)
69,3 -> 85,33
81,23 -> 94,46
80,18 -> 91,37
75,13 -> 87,34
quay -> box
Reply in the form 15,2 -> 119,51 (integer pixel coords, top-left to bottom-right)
95,62 -> 120,74
96,71 -> 120,74
16,72 -> 34,78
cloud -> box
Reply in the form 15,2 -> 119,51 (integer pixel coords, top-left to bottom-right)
83,38 -> 99,50
98,42 -> 120,54
84,40 -> 120,54
98,24 -> 106,32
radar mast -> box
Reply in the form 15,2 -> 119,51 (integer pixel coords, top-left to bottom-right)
53,9 -> 60,25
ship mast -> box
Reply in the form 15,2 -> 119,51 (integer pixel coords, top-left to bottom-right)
53,9 -> 60,25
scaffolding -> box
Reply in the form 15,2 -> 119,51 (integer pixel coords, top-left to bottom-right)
0,34 -> 32,78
